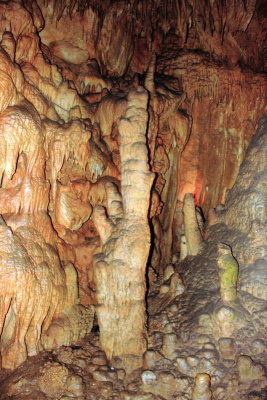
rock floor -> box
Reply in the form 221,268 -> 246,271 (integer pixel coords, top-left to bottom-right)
0,292 -> 266,400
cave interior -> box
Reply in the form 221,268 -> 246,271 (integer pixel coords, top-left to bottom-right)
0,0 -> 266,399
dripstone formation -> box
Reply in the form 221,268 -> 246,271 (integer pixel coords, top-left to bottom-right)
0,1 -> 266,399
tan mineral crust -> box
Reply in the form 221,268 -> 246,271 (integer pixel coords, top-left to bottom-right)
0,0 -> 266,399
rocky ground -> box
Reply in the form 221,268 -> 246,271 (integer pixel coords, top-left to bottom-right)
0,241 -> 266,400
0,313 -> 265,400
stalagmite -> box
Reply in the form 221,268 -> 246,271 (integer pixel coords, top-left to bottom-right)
183,193 -> 203,256
192,373 -> 212,400
92,86 -> 154,372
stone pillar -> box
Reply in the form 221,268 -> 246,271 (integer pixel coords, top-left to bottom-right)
93,86 -> 154,372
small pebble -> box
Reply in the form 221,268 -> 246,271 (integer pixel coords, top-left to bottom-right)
141,370 -> 157,385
